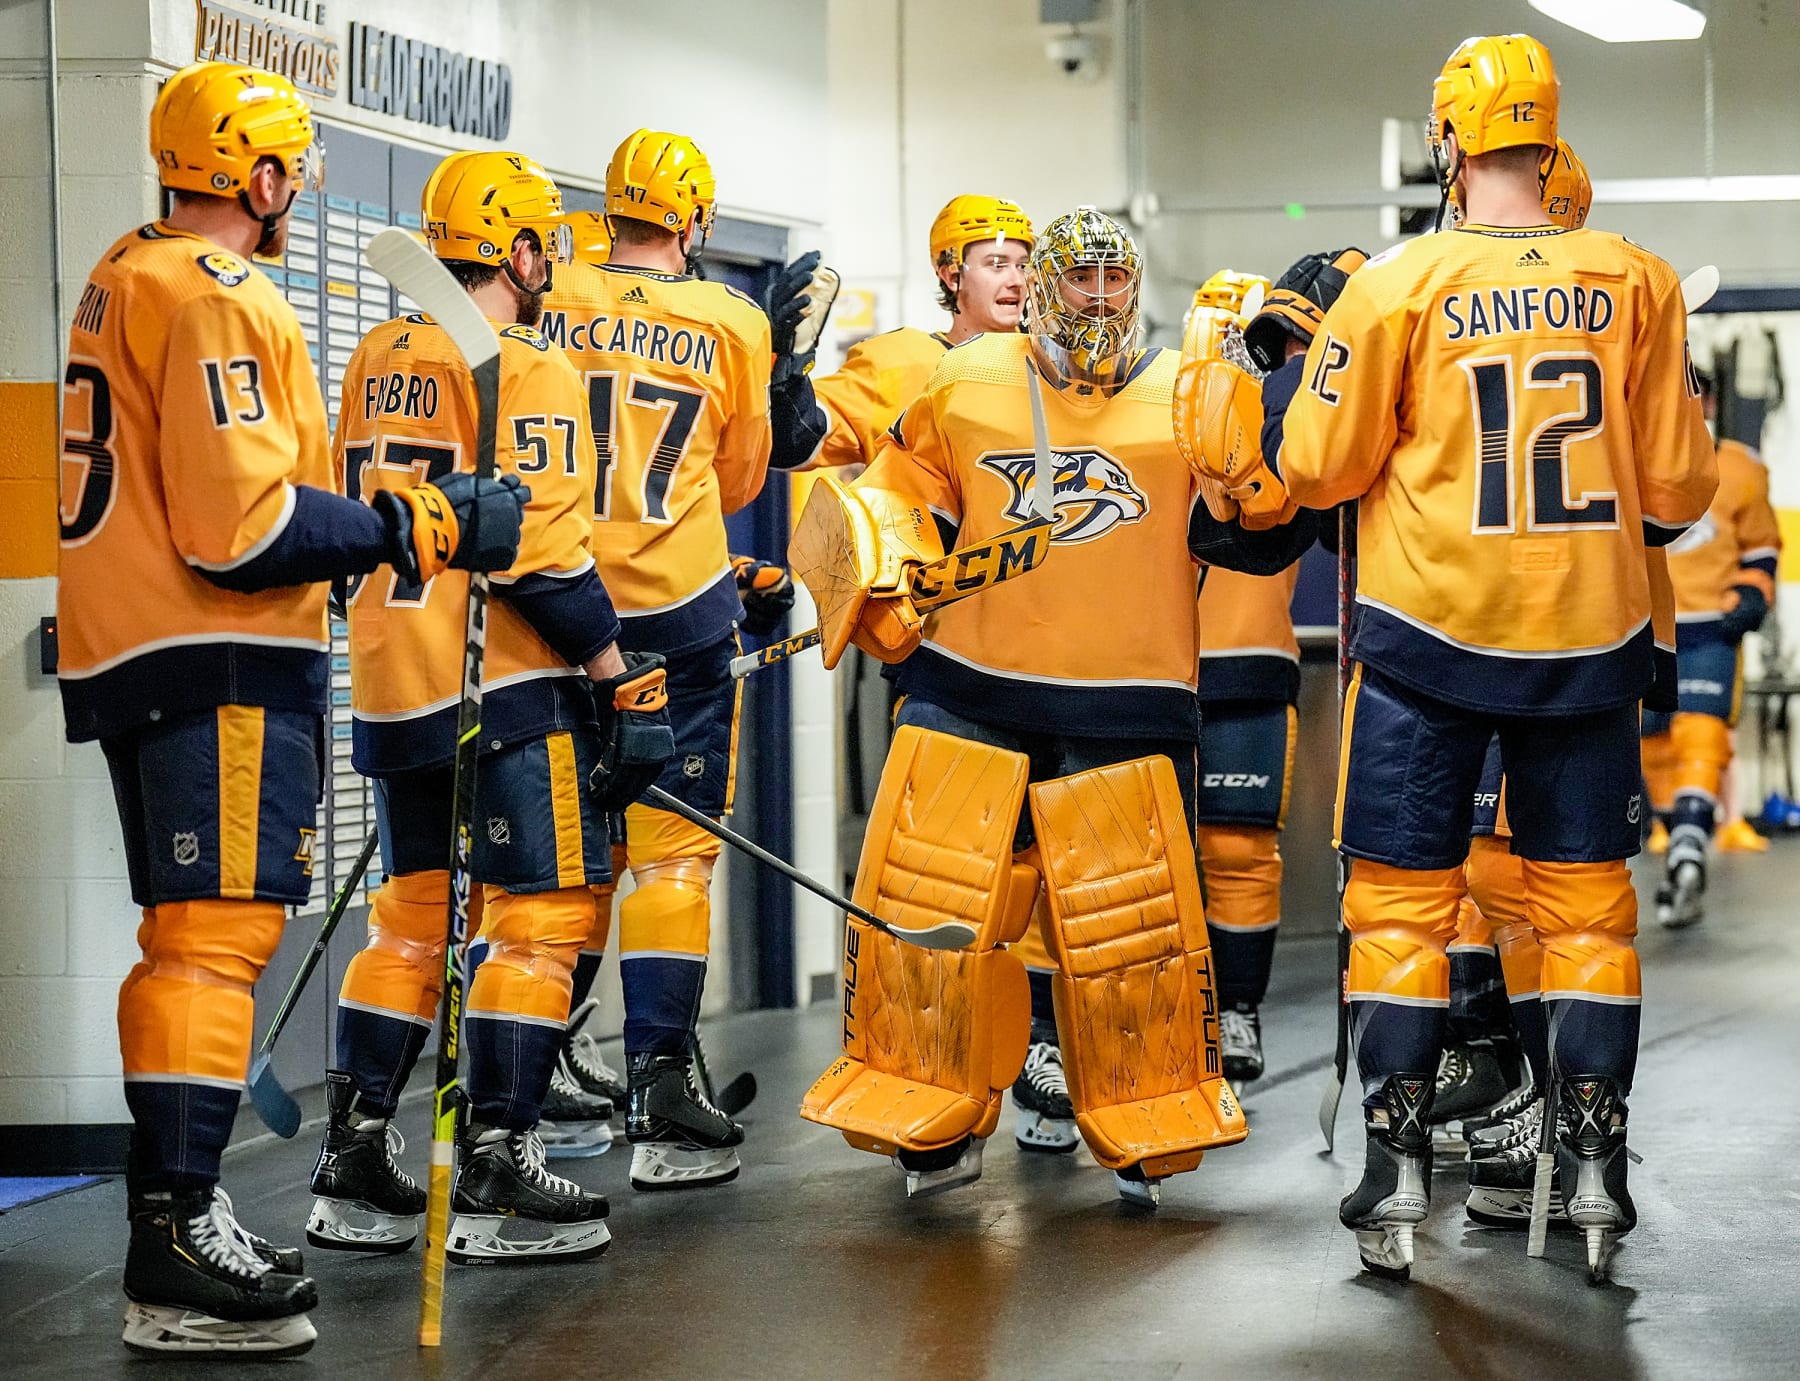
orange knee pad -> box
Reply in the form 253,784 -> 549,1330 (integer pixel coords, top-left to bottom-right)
1195,824 -> 1282,932
119,898 -> 285,1085
1520,858 -> 1640,1004
1343,859 -> 1462,1005
1671,712 -> 1732,803
468,884 -> 593,1026
340,870 -> 448,1025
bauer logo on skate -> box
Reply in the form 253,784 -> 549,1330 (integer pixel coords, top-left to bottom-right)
978,447 -> 1148,544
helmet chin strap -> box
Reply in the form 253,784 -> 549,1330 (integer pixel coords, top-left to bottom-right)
1433,146 -> 1465,233
240,185 -> 299,258
503,259 -> 553,300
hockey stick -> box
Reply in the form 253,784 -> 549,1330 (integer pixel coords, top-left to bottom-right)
247,827 -> 381,1137
363,227 -> 502,1350
643,786 -> 977,950
1681,264 -> 1719,314
691,1026 -> 757,1117
1318,503 -> 1357,1152
728,516 -> 1054,679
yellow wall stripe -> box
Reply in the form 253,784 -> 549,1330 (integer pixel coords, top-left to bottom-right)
0,381 -> 58,578
216,705 -> 265,899
545,731 -> 586,888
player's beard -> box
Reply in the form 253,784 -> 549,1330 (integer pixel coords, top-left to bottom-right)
255,214 -> 288,260
514,278 -> 544,329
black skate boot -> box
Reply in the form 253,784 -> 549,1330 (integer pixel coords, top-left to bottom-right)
1556,1076 -> 1636,1283
122,1187 -> 318,1356
564,997 -> 628,1105
1463,1071 -> 1539,1147
539,1057 -> 615,1161
1429,1041 -> 1509,1132
448,1123 -> 611,1262
893,1135 -> 985,1198
1340,1072 -> 1434,1281
1220,1006 -> 1265,1084
626,1051 -> 745,1191
307,1070 -> 426,1253
1012,1022 -> 1078,1153
1465,1097 -> 1571,1230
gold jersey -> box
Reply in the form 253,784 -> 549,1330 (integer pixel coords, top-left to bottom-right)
1197,566 -> 1301,703
57,223 -> 334,742
862,332 -> 1202,739
1667,439 -> 1781,620
1279,224 -> 1716,714
338,315 -> 615,774
541,259 -> 772,654
811,327 -> 951,469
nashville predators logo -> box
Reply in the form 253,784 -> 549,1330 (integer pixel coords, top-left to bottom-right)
1667,512 -> 1718,555
977,447 -> 1149,545
294,827 -> 317,878
196,251 -> 250,287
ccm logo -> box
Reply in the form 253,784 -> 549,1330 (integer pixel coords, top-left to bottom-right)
1203,772 -> 1270,789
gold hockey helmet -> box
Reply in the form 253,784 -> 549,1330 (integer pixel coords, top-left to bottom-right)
1539,138 -> 1592,228
150,61 -> 322,198
605,129 -> 716,239
423,151 -> 571,266
1431,33 -> 1559,166
929,195 -> 1035,271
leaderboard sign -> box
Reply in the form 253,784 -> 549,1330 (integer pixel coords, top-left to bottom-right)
192,1 -> 513,139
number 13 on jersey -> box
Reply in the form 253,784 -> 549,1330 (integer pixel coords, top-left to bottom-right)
585,370 -> 705,524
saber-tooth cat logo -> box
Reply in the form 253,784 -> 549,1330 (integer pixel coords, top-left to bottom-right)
978,447 -> 1149,545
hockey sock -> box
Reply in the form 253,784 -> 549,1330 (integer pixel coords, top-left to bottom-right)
1524,858 -> 1641,1090
1027,967 -> 1056,1029
1197,824 -> 1282,1009
619,810 -> 716,1056
1343,860 -> 1461,1107
335,870 -> 447,1117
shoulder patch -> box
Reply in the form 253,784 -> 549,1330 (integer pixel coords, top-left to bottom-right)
1365,242 -> 1408,270
501,324 -> 549,350
725,284 -> 761,309
405,312 -> 432,325
196,251 -> 251,287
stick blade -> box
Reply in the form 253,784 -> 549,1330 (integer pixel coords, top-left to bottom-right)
891,920 -> 980,951
1316,1071 -> 1343,1152
717,1072 -> 758,1117
364,227 -> 501,369
247,1054 -> 302,1139
1680,263 -> 1719,315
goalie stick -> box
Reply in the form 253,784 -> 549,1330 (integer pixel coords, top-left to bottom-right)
644,786 -> 977,951
362,227 -> 501,1350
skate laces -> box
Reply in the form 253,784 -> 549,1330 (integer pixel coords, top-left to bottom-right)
381,1123 -> 419,1191
513,1130 -> 583,1196
567,999 -> 623,1085
191,1190 -> 272,1280
1220,1009 -> 1257,1054
1022,1042 -> 1068,1097
1434,1046 -> 1470,1094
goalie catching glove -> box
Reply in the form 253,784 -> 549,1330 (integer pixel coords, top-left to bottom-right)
731,555 -> 796,636
371,471 -> 530,584
1242,247 -> 1367,373
588,652 -> 677,811
1172,356 -> 1295,530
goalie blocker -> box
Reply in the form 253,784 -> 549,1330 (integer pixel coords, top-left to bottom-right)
801,727 -> 1247,1203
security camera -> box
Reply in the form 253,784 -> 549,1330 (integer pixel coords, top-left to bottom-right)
1046,31 -> 1098,78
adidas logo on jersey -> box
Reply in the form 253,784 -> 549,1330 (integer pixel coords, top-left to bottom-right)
619,285 -> 650,305
1515,247 -> 1548,267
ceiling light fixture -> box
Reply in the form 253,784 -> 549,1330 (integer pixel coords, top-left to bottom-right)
1527,0 -> 1706,43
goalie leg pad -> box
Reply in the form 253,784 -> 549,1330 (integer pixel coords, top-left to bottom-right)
1030,755 -> 1248,1176
801,725 -> 1033,1156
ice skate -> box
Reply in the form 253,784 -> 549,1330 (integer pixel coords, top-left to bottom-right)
1219,1006 -> 1265,1084
1466,1099 -> 1570,1230
1114,1164 -> 1164,1208
1434,1037 -> 1528,1154
538,1057 -> 615,1160
1556,1076 -> 1636,1284
307,1070 -> 426,1253
448,1123 -> 611,1263
626,1051 -> 744,1191
564,997 -> 628,1105
1660,857 -> 1706,930
1340,1072 -> 1433,1282
122,1187 -> 318,1357
1463,1075 -> 1539,1148
211,1187 -> 303,1274
893,1136 -> 984,1198
1012,1025 -> 1078,1153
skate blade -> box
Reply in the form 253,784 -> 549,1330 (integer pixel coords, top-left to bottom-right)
1354,1224 -> 1414,1281
305,1198 -> 420,1254
445,1214 -> 611,1263
122,1302 -> 317,1356
1114,1172 -> 1162,1208
1014,1109 -> 1079,1155
539,1120 -> 615,1160
898,1143 -> 983,1199
1585,1225 -> 1616,1284
630,1143 -> 741,1192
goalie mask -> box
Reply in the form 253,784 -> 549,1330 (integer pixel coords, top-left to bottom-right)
1027,207 -> 1143,392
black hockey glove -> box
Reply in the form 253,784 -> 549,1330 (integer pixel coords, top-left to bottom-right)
373,471 -> 530,584
731,555 -> 796,636
588,652 -> 677,812
1719,584 -> 1770,644
1189,500 -> 1320,577
766,250 -> 841,383
1243,247 -> 1368,373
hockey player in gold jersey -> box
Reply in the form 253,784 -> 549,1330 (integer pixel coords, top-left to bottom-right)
796,208 -> 1314,1206
57,63 -> 527,1354
541,129 -> 771,1191
1641,370 -> 1781,928
791,195 -> 1034,470
311,150 -> 667,1264
1186,36 -> 1715,1280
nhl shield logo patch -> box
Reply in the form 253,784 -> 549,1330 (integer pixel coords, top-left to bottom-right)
487,817 -> 512,846
172,832 -> 200,866
977,447 -> 1149,545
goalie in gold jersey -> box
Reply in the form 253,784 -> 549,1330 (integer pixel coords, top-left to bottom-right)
1187,35 -> 1715,1280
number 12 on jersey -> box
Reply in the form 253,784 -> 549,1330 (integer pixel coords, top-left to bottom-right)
1462,352 -> 1616,535
585,370 -> 705,524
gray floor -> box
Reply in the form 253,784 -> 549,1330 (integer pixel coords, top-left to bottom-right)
4,850 -> 1798,1379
